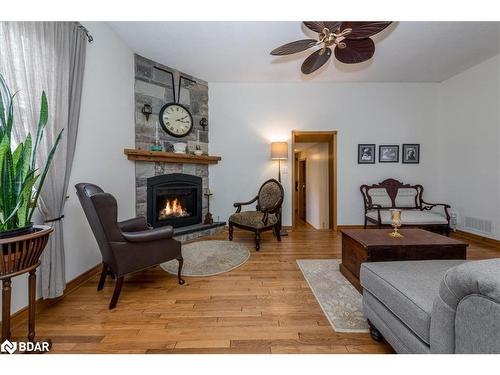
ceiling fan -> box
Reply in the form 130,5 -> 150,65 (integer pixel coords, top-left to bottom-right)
270,22 -> 392,74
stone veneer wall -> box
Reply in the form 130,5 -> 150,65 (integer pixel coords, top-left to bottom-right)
134,54 -> 210,219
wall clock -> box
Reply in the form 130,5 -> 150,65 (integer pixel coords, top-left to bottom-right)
159,103 -> 193,138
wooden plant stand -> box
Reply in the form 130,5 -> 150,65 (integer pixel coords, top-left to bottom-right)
1,225 -> 53,344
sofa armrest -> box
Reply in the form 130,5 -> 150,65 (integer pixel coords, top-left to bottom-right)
121,225 -> 174,242
421,200 -> 451,221
430,259 -> 500,353
118,216 -> 149,232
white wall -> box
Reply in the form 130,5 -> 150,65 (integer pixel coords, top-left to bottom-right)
8,22 -> 135,315
437,55 -> 500,240
209,82 -> 440,227
298,143 -> 329,229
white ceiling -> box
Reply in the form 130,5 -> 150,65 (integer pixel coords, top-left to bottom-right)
109,21 -> 500,83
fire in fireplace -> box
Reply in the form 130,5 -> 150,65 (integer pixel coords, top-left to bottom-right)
147,173 -> 202,228
159,198 -> 189,219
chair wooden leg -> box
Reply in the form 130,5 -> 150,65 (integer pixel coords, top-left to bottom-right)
275,223 -> 282,242
109,276 -> 124,310
177,256 -> 185,285
364,217 -> 367,229
97,263 -> 108,291
255,231 -> 261,251
228,224 -> 233,241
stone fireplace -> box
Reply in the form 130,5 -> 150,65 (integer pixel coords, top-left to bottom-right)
147,173 -> 202,228
132,54 -> 224,241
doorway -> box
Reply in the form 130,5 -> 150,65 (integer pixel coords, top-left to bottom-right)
291,130 -> 337,231
298,158 -> 307,221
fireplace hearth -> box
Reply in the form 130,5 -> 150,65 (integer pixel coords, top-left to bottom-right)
147,173 -> 202,228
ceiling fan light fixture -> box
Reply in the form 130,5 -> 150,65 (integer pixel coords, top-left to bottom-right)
271,21 -> 392,74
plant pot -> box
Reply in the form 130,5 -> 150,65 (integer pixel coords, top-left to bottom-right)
0,223 -> 34,239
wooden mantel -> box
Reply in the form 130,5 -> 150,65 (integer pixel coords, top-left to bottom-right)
124,148 -> 221,165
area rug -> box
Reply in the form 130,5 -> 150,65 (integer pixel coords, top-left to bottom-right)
297,259 -> 369,333
161,240 -> 250,277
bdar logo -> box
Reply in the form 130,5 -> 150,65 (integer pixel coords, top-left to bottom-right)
1,340 -> 17,354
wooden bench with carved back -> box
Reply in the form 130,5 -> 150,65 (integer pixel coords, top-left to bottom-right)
360,178 -> 451,235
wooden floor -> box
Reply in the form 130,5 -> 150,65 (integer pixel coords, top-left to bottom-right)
11,226 -> 499,354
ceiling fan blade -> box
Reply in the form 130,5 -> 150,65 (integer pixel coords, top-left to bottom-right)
301,48 -> 332,74
334,38 -> 375,64
270,39 -> 318,56
341,22 -> 392,39
323,22 -> 342,32
303,21 -> 342,33
303,22 -> 326,33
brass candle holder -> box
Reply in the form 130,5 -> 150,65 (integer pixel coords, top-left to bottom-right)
389,209 -> 404,238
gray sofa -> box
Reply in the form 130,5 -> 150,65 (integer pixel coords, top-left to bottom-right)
360,259 -> 500,353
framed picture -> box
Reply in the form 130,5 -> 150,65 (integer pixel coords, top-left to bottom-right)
379,145 -> 399,163
402,144 -> 420,164
358,144 -> 376,164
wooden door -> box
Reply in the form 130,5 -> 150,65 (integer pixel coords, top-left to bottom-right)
298,159 -> 306,220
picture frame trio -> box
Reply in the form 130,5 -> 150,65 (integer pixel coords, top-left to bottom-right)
358,144 -> 420,164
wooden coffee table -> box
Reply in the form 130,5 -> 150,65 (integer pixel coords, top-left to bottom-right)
340,229 -> 468,292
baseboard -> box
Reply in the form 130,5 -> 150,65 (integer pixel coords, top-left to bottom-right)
304,221 -> 317,230
7,263 -> 101,330
453,230 -> 500,248
336,225 -> 365,231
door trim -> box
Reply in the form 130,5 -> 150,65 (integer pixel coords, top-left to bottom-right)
291,130 -> 337,231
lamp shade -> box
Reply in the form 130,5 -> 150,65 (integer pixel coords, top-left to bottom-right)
271,142 -> 288,160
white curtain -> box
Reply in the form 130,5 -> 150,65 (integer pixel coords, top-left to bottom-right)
0,22 -> 87,298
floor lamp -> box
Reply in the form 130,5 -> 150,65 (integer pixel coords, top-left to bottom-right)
271,142 -> 288,236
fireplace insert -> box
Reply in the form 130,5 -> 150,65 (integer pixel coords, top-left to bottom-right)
147,173 -> 202,228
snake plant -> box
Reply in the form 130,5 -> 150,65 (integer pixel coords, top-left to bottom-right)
0,73 -> 63,232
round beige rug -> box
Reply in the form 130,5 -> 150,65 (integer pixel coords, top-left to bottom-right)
161,240 -> 250,277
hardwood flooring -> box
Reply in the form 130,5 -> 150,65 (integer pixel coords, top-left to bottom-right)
11,227 -> 499,354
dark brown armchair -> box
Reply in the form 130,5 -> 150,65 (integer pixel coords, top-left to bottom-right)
228,179 -> 284,250
75,183 -> 184,309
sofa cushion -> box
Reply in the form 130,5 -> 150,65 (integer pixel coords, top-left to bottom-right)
366,209 -> 448,225
229,211 -> 278,229
395,188 -> 418,207
360,260 -> 465,345
367,188 -> 392,207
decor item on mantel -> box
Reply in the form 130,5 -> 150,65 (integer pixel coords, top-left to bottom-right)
173,142 -> 187,154
159,102 -> 194,138
151,121 -> 162,151
271,21 -> 393,74
194,130 -> 203,155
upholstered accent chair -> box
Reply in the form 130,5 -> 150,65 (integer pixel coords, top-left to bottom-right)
228,179 -> 284,250
360,178 -> 451,234
75,183 -> 184,310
